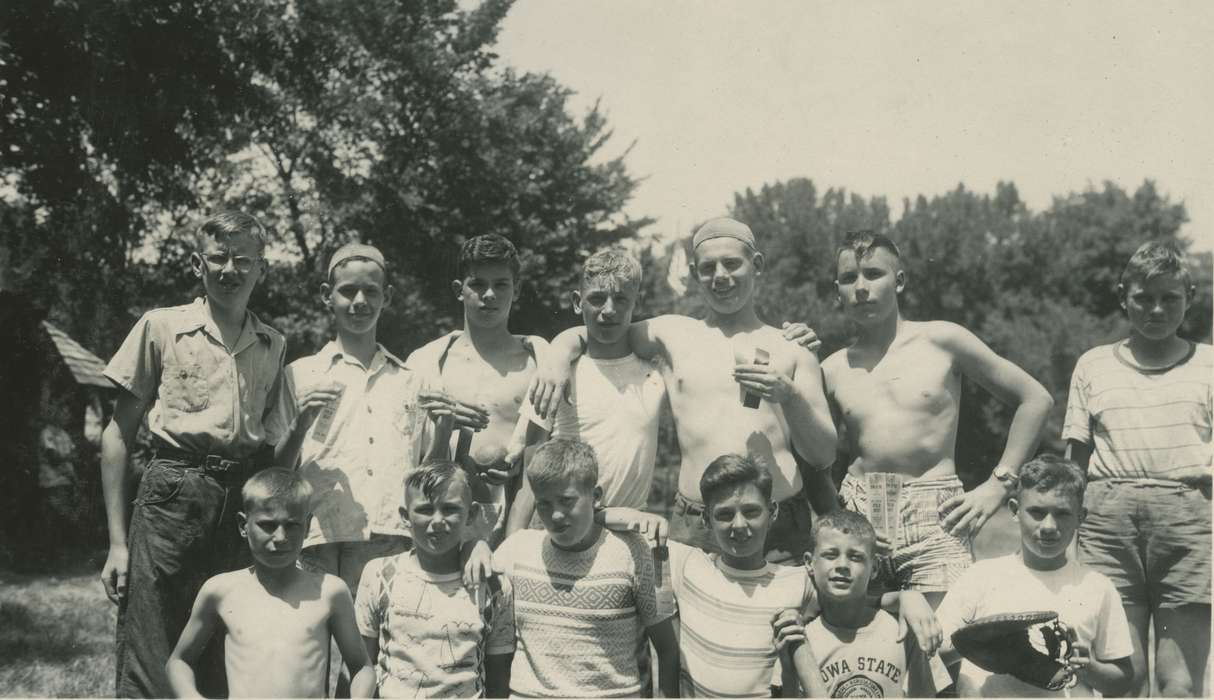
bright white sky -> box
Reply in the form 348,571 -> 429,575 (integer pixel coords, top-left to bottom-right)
494,1 -> 1214,251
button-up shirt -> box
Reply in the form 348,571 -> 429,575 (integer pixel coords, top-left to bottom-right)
281,341 -> 430,546
104,298 -> 288,459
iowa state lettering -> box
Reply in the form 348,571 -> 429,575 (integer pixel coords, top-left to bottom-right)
820,656 -> 902,684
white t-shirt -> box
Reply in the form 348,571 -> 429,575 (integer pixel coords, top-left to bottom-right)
807,610 -> 949,698
551,354 -> 667,509
936,554 -> 1133,697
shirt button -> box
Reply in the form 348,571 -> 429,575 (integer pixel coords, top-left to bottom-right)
368,437 -> 374,444
367,468 -> 374,476
367,406 -> 372,414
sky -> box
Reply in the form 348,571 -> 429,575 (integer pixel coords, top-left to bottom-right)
493,1 -> 1213,250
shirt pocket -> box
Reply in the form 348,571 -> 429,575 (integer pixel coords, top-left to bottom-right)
393,400 -> 420,439
161,361 -> 210,413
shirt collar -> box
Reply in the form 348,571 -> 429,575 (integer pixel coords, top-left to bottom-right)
175,297 -> 274,354
321,340 -> 406,373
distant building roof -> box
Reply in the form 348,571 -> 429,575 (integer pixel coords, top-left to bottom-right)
42,321 -> 113,389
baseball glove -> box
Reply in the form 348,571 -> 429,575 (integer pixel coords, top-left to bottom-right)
951,610 -> 1079,691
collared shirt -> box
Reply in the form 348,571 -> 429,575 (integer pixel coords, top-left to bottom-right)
104,297 -> 288,459
281,341 -> 430,545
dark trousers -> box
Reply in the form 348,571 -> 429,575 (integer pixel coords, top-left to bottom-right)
114,458 -> 251,698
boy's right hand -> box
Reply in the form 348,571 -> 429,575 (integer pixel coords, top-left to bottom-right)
771,608 -> 807,652
419,390 -> 490,432
296,382 -> 343,417
598,507 -> 668,547
527,359 -> 574,421
101,545 -> 129,604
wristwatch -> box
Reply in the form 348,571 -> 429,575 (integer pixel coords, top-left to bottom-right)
992,465 -> 1019,490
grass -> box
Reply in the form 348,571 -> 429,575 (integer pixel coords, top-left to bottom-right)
0,549 -> 114,698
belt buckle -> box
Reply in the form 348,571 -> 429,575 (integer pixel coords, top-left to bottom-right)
203,454 -> 238,475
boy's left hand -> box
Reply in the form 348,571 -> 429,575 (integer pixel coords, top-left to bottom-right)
1067,640 -> 1091,674
780,322 -> 823,355
896,591 -> 943,656
939,478 -> 1007,538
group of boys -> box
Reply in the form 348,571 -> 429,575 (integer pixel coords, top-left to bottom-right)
97,209 -> 1209,698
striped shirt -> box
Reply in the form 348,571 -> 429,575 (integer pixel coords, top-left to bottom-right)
666,542 -> 815,698
494,528 -> 664,698
1063,341 -> 1212,481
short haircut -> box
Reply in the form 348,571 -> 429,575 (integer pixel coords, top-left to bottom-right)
582,247 -> 642,292
404,460 -> 472,507
1016,454 -> 1087,507
196,211 -> 268,255
526,439 -> 599,493
837,229 -> 900,266
458,234 -> 521,280
699,454 -> 773,508
810,509 -> 877,555
242,467 -> 313,512
1119,241 -> 1194,298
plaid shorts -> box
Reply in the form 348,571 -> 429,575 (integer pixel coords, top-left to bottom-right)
839,473 -> 973,592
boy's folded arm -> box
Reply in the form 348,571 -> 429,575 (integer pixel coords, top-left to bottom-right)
875,590 -> 943,657
1078,651 -> 1134,696
165,580 -> 223,698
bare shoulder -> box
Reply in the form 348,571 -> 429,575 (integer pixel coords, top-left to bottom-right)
648,313 -> 701,337
405,330 -> 461,368
318,571 -> 349,600
820,346 -> 850,379
757,324 -> 819,369
201,568 -> 251,604
918,320 -> 976,349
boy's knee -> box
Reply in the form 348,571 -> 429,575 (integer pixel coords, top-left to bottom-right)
1156,668 -> 1196,698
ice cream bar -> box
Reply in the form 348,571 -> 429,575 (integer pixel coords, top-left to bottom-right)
743,347 -> 770,409
311,384 -> 345,443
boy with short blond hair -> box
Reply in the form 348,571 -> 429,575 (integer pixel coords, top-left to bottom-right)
100,211 -> 289,698
507,247 -> 667,532
777,509 -> 949,698
1064,240 -> 1211,695
356,460 -> 514,698
493,438 -> 679,698
166,468 -> 375,698
935,456 -> 1133,697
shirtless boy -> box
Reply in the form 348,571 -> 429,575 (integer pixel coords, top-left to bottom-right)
406,234 -> 547,546
534,218 -> 836,564
823,230 -> 1053,604
166,468 -> 374,698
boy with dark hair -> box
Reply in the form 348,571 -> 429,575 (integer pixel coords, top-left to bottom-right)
935,455 -> 1133,697
492,438 -> 679,698
823,229 -> 1053,604
533,218 -> 836,565
507,247 -> 667,532
100,211 -> 290,697
407,234 -> 547,547
607,454 -> 940,698
356,460 -> 514,698
166,468 -> 375,698
1064,240 -> 1211,696
776,509 -> 949,698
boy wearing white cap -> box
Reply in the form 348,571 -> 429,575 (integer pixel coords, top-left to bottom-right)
532,218 -> 837,564
275,243 -> 484,693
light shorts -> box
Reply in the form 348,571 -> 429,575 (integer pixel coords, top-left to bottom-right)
839,473 -> 974,592
1079,478 -> 1212,609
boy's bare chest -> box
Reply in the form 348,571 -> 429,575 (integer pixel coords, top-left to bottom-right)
666,328 -> 793,398
439,347 -> 534,420
832,344 -> 958,417
221,593 -> 328,646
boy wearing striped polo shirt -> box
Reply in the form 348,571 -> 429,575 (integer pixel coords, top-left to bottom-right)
606,454 -> 939,697
1064,241 -> 1211,697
